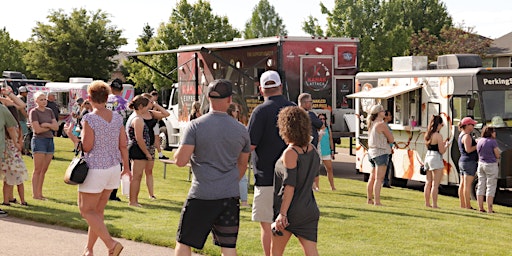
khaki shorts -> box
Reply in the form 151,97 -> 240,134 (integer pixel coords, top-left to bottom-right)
252,186 -> 274,223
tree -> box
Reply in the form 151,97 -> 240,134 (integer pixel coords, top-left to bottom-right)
317,0 -> 453,71
0,28 -> 26,74
124,24 -> 155,92
127,0 -> 240,90
24,8 -> 127,81
302,16 -> 324,37
411,25 -> 492,62
244,0 -> 287,39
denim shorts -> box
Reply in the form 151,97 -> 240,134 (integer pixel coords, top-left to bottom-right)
459,160 -> 477,176
31,137 -> 55,154
369,154 -> 389,168
424,151 -> 444,171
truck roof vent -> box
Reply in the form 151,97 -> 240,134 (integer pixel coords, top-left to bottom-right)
2,71 -> 25,79
437,54 -> 482,69
69,77 -> 94,83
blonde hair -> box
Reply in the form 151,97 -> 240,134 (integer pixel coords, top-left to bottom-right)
33,91 -> 46,100
87,81 -> 111,104
367,104 -> 384,130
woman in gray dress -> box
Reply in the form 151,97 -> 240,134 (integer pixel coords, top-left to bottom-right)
272,106 -> 321,256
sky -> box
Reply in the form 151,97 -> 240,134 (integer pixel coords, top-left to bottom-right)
0,0 -> 511,52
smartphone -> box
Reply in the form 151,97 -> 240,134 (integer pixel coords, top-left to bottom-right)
271,227 -> 283,236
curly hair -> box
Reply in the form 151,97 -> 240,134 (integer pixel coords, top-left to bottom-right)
277,106 -> 311,147
88,81 -> 111,104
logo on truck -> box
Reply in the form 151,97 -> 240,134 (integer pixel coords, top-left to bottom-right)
303,58 -> 332,91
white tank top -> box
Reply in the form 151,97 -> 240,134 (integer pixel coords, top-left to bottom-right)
368,122 -> 391,158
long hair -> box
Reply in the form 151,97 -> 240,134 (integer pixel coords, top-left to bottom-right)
425,115 -> 443,143
367,104 -> 384,130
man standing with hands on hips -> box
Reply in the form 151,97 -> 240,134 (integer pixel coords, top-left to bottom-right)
174,79 -> 251,256
248,70 -> 294,256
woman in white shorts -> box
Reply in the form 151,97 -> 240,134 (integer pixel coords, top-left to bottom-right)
73,81 -> 131,256
423,115 -> 450,208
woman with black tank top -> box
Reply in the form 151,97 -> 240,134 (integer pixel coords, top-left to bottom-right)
457,117 -> 478,210
423,115 -> 450,208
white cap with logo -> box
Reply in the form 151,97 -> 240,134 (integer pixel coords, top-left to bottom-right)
260,70 -> 281,89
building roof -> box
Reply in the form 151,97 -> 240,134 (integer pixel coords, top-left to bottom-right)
487,32 -> 512,56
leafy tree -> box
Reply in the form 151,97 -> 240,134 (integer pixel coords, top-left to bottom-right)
244,0 -> 287,39
127,0 -> 240,90
24,8 -> 127,81
317,0 -> 453,71
302,16 -> 324,37
411,25 -> 492,62
124,24 -> 155,92
0,28 -> 26,74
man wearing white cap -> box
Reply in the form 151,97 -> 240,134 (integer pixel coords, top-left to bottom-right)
248,70 -> 294,256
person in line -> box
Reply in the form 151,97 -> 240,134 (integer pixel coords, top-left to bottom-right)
248,70 -> 294,256
383,110 -> 394,188
16,86 -> 31,156
1,86 -> 28,207
189,101 -> 202,121
65,98 -> 85,148
228,102 -> 250,207
29,92 -> 59,200
76,81 -> 130,256
0,86 -> 20,217
298,93 -> 323,191
457,116 -> 478,210
366,104 -> 394,206
126,96 -> 153,206
317,113 -> 336,191
46,93 -> 60,136
150,90 -> 169,160
174,79 -> 251,256
476,126 -> 501,213
423,115 -> 449,208
272,106 -> 321,256
106,78 -> 131,202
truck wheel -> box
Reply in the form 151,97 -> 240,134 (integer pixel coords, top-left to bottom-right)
390,168 -> 408,187
159,127 -> 170,151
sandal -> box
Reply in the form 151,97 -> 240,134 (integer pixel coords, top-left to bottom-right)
9,198 -> 17,203
20,202 -> 28,206
1,202 -> 10,206
109,242 -> 123,256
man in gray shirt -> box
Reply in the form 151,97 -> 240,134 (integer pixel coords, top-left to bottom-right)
174,79 -> 251,256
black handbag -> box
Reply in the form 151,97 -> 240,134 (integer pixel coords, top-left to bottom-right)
64,142 -> 89,185
419,165 -> 427,175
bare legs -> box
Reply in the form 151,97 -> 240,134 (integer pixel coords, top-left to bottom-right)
79,189 -> 121,256
260,222 -> 272,256
322,159 -> 336,190
271,229 -> 318,256
367,165 -> 386,205
32,153 -> 53,199
145,160 -> 155,198
129,159 -> 147,206
424,169 -> 443,208
458,174 -> 475,209
3,182 -> 26,205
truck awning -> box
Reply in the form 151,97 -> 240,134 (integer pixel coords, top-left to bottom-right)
346,84 -> 422,99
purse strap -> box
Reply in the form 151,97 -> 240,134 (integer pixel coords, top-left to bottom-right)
75,141 -> 85,157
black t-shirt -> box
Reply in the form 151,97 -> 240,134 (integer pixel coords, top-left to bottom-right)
248,95 -> 295,186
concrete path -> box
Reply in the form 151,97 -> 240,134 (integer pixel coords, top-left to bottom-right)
0,216 -> 202,256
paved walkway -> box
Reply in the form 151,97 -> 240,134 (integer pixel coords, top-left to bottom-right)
0,216 -> 201,256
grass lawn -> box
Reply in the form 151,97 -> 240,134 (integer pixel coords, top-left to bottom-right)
5,137 -> 511,255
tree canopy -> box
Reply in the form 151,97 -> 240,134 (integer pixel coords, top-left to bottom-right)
126,0 -> 240,90
243,0 -> 287,39
24,8 -> 127,81
306,0 -> 456,71
0,28 -> 26,74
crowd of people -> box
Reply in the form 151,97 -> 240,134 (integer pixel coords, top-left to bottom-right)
0,71 -> 503,255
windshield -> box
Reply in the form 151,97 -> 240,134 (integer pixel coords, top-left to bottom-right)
481,90 -> 512,127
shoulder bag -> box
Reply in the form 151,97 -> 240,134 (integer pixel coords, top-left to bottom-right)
64,142 -> 89,185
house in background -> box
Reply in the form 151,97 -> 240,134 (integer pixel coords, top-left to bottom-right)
485,32 -> 512,67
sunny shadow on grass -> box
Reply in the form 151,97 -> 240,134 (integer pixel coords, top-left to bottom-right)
7,137 -> 512,255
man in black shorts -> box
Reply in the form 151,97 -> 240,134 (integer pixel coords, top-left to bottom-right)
174,79 -> 251,255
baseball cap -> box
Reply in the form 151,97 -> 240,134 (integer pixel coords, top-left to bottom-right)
208,79 -> 233,99
76,98 -> 84,104
260,70 -> 281,88
369,104 -> 384,115
110,78 -> 123,90
460,117 -> 477,126
18,86 -> 27,93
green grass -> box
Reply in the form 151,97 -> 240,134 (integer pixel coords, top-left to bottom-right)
7,137 -> 512,255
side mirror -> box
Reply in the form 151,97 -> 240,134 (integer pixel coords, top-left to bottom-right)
467,98 -> 475,110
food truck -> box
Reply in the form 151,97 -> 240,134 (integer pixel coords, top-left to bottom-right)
347,54 -> 512,191
128,36 -> 360,149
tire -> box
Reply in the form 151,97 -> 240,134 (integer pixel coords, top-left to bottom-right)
363,173 -> 370,182
390,168 -> 408,187
159,126 -> 170,151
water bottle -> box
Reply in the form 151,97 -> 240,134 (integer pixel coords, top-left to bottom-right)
121,175 -> 130,195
